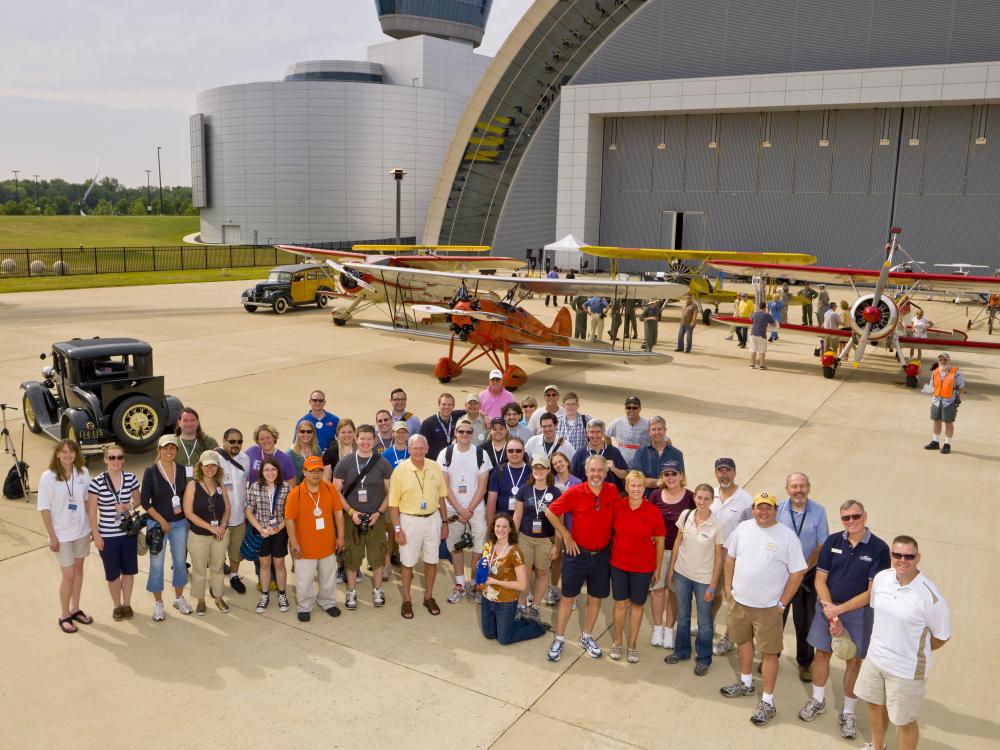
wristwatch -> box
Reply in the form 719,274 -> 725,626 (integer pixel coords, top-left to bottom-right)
393,525 -> 401,532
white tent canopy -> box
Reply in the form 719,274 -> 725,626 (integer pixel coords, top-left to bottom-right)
543,234 -> 586,251
543,234 -> 587,272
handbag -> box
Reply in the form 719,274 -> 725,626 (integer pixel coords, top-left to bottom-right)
136,529 -> 148,556
240,525 -> 264,562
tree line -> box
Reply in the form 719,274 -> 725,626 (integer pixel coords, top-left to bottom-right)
0,177 -> 196,216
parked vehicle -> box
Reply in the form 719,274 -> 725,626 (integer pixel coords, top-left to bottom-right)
241,263 -> 334,314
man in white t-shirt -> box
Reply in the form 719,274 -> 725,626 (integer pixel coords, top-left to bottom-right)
524,412 -> 575,463
719,491 -> 807,727
437,419 -> 491,604
217,428 -> 250,594
709,457 -> 755,655
855,535 -> 951,750
528,384 -> 562,434
606,395 -> 650,466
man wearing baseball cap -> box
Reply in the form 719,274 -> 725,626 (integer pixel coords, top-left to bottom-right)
710,457 -> 754,656
607,396 -> 650,466
480,369 -> 515,421
528,385 -> 562,434
720,491 -> 807,727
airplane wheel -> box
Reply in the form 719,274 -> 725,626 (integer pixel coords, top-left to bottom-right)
435,357 -> 462,383
905,374 -> 918,388
702,308 -> 712,325
822,366 -> 836,379
502,365 -> 528,391
332,317 -> 347,327
545,357 -> 552,365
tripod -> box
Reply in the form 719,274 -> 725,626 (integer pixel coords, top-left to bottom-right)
0,403 -> 30,501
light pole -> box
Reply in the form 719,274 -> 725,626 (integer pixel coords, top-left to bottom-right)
11,170 -> 19,201
389,168 -> 407,244
33,174 -> 39,204
156,146 -> 163,215
145,169 -> 152,214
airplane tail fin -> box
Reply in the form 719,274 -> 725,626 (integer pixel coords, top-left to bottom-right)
551,306 -> 572,338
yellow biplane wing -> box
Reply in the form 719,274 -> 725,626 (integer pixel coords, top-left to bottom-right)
581,246 -> 817,265
351,245 -> 492,255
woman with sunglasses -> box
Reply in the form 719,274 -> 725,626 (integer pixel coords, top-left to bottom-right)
246,458 -> 291,613
513,455 -> 561,619
486,437 -> 527,526
519,397 -> 538,429
183,450 -> 232,615
647,459 -> 695,650
86,444 -> 140,621
289,419 -> 322,484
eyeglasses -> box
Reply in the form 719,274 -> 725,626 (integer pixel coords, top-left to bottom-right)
106,455 -> 125,461
506,448 -> 524,454
891,552 -> 917,561
309,398 -> 325,403
226,439 -> 243,445
532,465 -> 548,470
455,430 -> 472,435
840,513 -> 863,522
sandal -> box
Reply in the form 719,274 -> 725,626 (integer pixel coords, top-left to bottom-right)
69,610 -> 93,625
401,600 -> 414,619
423,597 -> 441,616
58,616 -> 78,634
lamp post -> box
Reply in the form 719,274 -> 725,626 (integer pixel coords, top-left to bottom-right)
11,170 -> 19,201
156,146 -> 163,215
145,169 -> 152,214
389,168 -> 407,245
32,174 -> 39,203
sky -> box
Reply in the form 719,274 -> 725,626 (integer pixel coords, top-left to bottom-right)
0,1 -> 534,187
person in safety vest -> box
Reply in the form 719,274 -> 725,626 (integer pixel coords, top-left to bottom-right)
924,353 -> 964,455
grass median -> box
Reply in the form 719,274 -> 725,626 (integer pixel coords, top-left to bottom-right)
0,267 -> 268,294
0,216 -> 200,248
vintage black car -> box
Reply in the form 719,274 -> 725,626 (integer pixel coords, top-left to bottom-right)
241,263 -> 334,314
21,338 -> 183,453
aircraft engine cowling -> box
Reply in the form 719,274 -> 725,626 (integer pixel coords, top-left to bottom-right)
848,294 -> 899,341
337,268 -> 365,296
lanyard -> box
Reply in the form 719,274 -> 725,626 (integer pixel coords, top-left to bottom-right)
388,446 -> 407,464
589,446 -> 606,457
270,485 -> 279,517
201,481 -> 219,523
531,486 -> 548,517
542,438 -> 559,457
179,437 -> 198,464
412,468 -> 428,504
355,453 -> 372,488
506,463 -> 526,491
789,506 -> 807,537
307,488 -> 321,514
156,461 -> 177,496
104,471 -> 127,505
436,414 -> 453,443
488,542 -> 509,571
489,442 -> 507,466
376,435 -> 389,452
63,470 -> 76,502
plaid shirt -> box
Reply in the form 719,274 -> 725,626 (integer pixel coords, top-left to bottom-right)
247,481 -> 290,526
556,413 -> 589,449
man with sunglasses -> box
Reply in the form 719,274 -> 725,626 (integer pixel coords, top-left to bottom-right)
607,396 -> 649,466
528,384 -> 562,433
798,500 -> 889,740
301,390 -> 340,451
216,428 -> 250,594
486,437 -> 529,526
925,352 -> 964,454
855,536 -> 951,750
543,454 -> 619,661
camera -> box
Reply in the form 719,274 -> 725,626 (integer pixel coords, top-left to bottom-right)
119,507 -> 149,538
453,523 -> 474,552
146,526 -> 165,556
357,512 -> 371,534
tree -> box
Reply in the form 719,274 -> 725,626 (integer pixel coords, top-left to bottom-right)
92,199 -> 113,216
129,198 -> 147,216
53,196 -> 71,215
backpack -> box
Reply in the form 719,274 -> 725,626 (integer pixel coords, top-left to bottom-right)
3,461 -> 29,499
443,444 -> 487,471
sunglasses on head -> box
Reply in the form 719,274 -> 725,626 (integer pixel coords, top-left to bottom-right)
841,513 -> 863,522
227,439 -> 243,445
891,552 -> 917,561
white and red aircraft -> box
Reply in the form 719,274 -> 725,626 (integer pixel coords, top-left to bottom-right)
710,228 -> 1000,386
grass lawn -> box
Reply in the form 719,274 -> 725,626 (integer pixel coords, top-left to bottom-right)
0,216 -> 200,248
0,267 -> 268,294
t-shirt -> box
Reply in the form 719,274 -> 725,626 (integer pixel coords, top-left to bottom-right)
710,486 -> 754,545
140,462 -> 189,523
299,410 -> 340,450
482,442 -> 508,470
38,468 -> 92,543
523,434 -> 575,463
822,308 -> 841,329
610,497 -> 666,573
381,444 -> 410,470
217,451 -> 250,526
285,481 -> 344,560
478,388 -> 515,420
736,298 -> 755,319
648,488 -> 695,551
332,452 -> 393,514
418,410 -> 467,459
766,299 -> 784,322
816,529 -> 890,604
606,416 -> 650,465
750,310 -> 776,338
246,446 -> 296,485
437,444 -> 490,513
528,407 -> 562,434
867,570 -> 951,680
680,301 -> 699,326
546,482 -> 617,552
515,484 -> 561,538
483,542 -> 524,604
506,423 -> 534,443
87,471 -> 139,538
673,509 -> 726,584
585,296 -> 609,315
726,520 -> 807,608
570,444 -> 628,492
489,462 -> 531,514
175,435 -> 220,474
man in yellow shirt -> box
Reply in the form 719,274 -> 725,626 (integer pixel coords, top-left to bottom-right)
735,293 -> 755,349
388,434 -> 449,619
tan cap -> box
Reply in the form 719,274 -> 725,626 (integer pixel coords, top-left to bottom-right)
157,434 -> 180,449
530,454 -> 550,468
392,421 -> 409,432
198,449 -> 220,466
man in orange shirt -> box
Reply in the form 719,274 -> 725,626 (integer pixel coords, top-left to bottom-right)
286,456 -> 346,622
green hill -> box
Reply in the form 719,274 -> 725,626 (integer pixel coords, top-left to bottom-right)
0,216 -> 200,248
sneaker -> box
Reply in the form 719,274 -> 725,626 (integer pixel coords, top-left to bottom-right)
474,590 -> 483,604
447,584 -> 467,604
336,566 -> 345,583
713,634 -> 734,655
173,597 -> 193,615
857,743 -> 885,750
750,700 -> 777,726
662,628 -> 675,649
277,592 -> 290,612
650,625 -> 664,647
720,681 -> 756,698
694,662 -> 710,676
542,585 -> 560,605
940,444 -> 951,454
195,600 -> 207,617
297,611 -> 311,622
525,592 -> 533,607
924,440 -> 940,450
325,606 -> 341,617
112,606 -> 124,621
516,605 -> 528,619
121,605 -> 134,619
269,580 -> 278,592
609,643 -> 622,660
373,588 -> 385,607
799,698 -> 826,722
229,575 -> 246,595
839,712 -> 858,739
580,634 -> 603,658
382,565 -> 392,581
346,590 -> 358,610
627,648 -> 639,664
256,593 -> 269,613
528,605 -> 540,620
546,638 -> 565,662
215,598 -> 230,613
152,601 -> 165,622
664,653 -> 687,664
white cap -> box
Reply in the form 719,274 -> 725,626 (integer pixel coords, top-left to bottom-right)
489,369 -> 503,380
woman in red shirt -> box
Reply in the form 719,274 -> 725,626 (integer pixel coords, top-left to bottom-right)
610,470 -> 666,663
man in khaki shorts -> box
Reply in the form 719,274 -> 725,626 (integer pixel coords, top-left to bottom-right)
719,491 -> 807,727
854,535 -> 951,750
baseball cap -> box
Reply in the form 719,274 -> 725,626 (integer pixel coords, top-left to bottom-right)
714,457 -> 736,470
303,455 -> 324,471
660,460 -> 683,474
530,454 -> 550,468
157,434 -> 180,449
489,369 -> 503,380
456,418 -> 473,429
391,420 -> 409,432
198,450 -> 220,467
465,393 -> 480,403
543,384 -> 560,394
624,395 -> 641,406
490,417 -> 506,427
753,491 -> 777,507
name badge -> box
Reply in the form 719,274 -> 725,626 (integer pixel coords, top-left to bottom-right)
171,495 -> 181,511
507,496 -> 517,511
531,518 -> 543,534
831,548 -> 843,555
420,501 -> 427,511
357,488 -> 368,503
315,517 -> 326,531
269,518 -> 279,528
67,503 -> 78,511
210,520 -> 220,527
185,466 -> 194,479
458,484 -> 468,495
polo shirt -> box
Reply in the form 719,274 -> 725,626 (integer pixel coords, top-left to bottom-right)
299,410 -> 340,450
631,443 -> 685,493
776,498 -> 830,563
606,416 -> 650,465
387,459 -> 447,515
488,461 -> 531,514
867,569 -> 952,680
585,296 -> 609,315
726,520 -> 807,608
710,486 -> 754,544
478,388 -> 515,420
523,434 -> 575,463
417,410 -> 467,459
217,451 -> 250,525
285,481 -> 343,560
610,497 -> 666,573
816,529 -> 890,604
546,481 -> 617,552
673,510 -> 726,584
570,444 -> 628,491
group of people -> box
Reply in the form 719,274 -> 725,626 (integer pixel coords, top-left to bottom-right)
37,379 -> 950,748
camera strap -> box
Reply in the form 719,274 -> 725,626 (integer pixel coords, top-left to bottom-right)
342,453 -> 379,499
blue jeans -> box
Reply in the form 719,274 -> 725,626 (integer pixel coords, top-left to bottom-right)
677,324 -> 693,352
735,326 -> 748,346
146,518 -> 189,593
480,598 -> 546,645
674,570 -> 713,664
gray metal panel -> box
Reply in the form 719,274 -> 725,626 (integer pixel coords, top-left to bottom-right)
718,113 -> 760,192
758,112 -> 796,193
830,109 -> 875,195
893,195 -> 1000,267
684,115 -> 720,192
795,110 -> 833,193
870,109 -> 900,195
896,108 -> 928,196
658,0 -> 727,79
603,119 -> 623,194
868,0 -> 953,68
651,117 -> 687,192
190,114 -> 208,209
724,0 -> 797,75
950,0 -> 1000,63
922,106 -> 972,196
965,106 -> 1000,195
621,117 -> 656,192
792,0 -> 872,70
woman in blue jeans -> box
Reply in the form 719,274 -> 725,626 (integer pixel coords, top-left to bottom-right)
140,434 -> 192,622
478,514 -> 548,645
664,483 -> 725,675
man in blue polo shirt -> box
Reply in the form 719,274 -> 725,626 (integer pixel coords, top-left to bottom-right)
301,390 -> 340,450
631,416 -> 684,496
776,472 -> 830,682
585,295 -> 609,341
570,419 -> 628,491
797,499 -> 889,740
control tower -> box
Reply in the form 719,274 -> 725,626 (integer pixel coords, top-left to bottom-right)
375,0 -> 493,47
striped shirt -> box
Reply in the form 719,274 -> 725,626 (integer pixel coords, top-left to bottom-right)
87,471 -> 139,537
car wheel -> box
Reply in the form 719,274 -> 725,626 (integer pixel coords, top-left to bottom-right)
63,419 -> 78,445
22,392 -> 42,434
317,288 -> 331,308
273,297 -> 289,314
112,396 -> 162,450
244,304 -> 257,313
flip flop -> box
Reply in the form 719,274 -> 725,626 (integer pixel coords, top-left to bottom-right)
423,597 -> 441,616
401,601 -> 414,619
69,610 -> 94,625
58,616 -> 78,634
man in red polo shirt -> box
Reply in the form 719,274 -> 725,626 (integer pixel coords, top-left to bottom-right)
543,454 -> 619,661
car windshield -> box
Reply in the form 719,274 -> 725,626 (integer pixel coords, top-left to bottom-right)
266,271 -> 293,284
